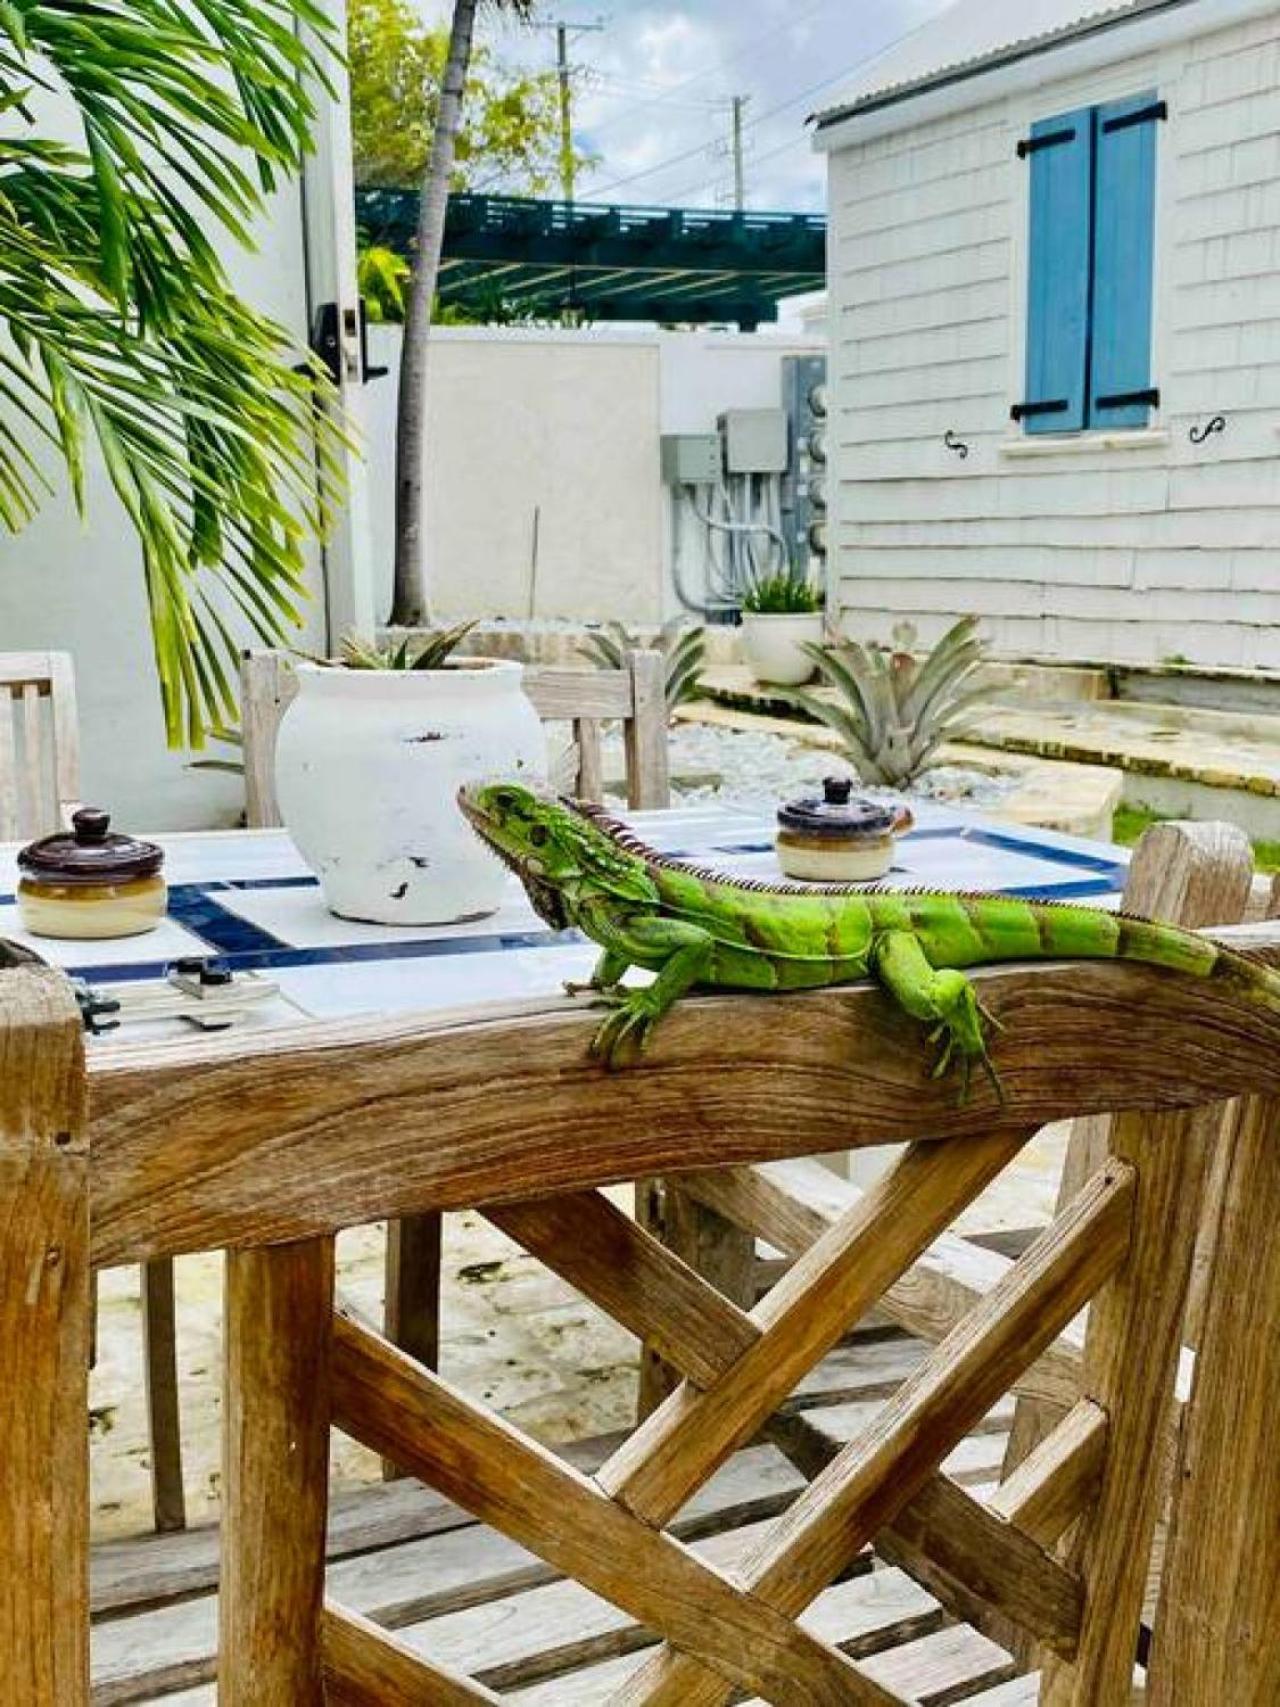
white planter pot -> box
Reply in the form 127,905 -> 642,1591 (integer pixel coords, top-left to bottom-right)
275,659 -> 546,924
741,612 -> 825,687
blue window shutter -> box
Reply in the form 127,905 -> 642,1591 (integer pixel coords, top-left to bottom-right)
1022,107 -> 1093,434
1089,90 -> 1159,428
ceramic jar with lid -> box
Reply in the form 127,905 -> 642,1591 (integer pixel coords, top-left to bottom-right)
776,777 -> 912,882
17,808 -> 167,938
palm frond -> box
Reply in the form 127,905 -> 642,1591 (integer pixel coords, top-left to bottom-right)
0,0 -> 346,746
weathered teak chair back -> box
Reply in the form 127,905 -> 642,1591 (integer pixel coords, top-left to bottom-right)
239,646 -> 670,828
8,823 -> 1280,1704
0,651 -> 79,838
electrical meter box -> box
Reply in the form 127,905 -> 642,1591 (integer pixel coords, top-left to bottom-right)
660,433 -> 722,487
718,408 -> 789,475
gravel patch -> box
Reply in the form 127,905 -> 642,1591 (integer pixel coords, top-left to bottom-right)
606,721 -> 1017,814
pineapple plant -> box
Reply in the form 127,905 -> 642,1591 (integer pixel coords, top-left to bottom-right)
787,615 -> 998,789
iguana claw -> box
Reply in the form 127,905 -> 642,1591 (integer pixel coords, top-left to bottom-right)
589,988 -> 663,1067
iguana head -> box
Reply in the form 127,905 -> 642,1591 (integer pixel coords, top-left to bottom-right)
458,782 -> 659,928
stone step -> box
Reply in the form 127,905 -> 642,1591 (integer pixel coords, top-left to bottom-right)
692,666 -> 1280,841
671,700 -> 1122,841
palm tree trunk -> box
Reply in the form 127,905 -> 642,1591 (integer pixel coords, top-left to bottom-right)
390,0 -> 478,627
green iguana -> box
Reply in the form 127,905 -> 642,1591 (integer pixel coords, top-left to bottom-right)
458,781 -> 1279,1096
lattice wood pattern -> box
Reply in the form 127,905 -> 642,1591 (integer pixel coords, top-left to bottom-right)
6,824 -> 1280,1702
213,1128 -> 1155,1706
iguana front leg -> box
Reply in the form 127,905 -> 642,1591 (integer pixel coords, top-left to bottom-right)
585,915 -> 715,1067
871,929 -> 1003,1102
564,948 -> 629,998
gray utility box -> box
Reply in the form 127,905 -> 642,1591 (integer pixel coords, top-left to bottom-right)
660,433 -> 722,487
719,408 -> 789,475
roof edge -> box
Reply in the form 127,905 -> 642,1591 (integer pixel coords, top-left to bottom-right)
813,0 -> 1193,133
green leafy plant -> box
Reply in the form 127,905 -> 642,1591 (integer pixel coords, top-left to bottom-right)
358,241 -> 411,323
578,618 -> 706,712
741,571 -> 824,615
349,0 -> 592,192
787,616 -> 998,789
0,1 -> 347,747
336,620 -> 480,670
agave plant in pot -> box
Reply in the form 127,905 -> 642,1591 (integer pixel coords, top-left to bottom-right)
740,567 -> 825,688
275,625 -> 547,925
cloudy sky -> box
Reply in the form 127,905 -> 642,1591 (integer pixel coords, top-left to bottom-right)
417,0 -> 955,211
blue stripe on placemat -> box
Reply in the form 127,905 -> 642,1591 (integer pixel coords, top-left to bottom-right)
67,926 -> 580,985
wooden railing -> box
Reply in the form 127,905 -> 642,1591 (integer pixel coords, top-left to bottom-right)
3,847 -> 1280,1702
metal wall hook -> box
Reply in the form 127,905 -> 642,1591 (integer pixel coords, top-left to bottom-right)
1189,414 -> 1226,445
944,430 -> 969,459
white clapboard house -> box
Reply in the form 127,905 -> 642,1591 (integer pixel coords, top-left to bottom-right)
814,0 -> 1280,670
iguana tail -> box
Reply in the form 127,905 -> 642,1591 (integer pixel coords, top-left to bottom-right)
1112,913 -> 1280,1015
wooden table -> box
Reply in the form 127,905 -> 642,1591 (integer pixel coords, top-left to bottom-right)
4,808 -> 1280,1704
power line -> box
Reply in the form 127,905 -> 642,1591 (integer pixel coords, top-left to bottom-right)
571,0 -> 843,152
578,1 -> 953,203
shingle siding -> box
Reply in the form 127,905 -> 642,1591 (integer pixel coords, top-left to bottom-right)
829,13 -> 1280,669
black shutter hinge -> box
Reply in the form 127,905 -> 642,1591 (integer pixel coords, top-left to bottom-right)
1094,387 -> 1160,410
1102,100 -> 1167,134
1017,126 -> 1076,158
1010,398 -> 1069,422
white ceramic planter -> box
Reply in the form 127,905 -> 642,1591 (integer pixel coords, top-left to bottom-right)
741,611 -> 825,687
275,659 -> 546,924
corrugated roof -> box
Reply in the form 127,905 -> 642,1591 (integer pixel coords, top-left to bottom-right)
814,0 -> 1194,128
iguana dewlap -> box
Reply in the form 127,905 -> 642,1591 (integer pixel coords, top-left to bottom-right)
459,782 -> 1278,1097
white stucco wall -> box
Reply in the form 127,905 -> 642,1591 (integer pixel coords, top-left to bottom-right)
365,324 -> 824,627
0,186 -> 328,832
823,8 -> 1280,669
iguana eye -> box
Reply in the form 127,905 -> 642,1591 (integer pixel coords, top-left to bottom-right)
529,823 -> 549,847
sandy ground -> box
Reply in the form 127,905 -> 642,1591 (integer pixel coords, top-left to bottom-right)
89,1132 -> 1069,1543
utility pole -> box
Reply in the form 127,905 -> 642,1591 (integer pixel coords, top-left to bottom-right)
731,93 -> 748,211
540,17 -> 605,205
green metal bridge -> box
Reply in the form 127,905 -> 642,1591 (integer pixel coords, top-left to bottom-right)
355,191 -> 827,330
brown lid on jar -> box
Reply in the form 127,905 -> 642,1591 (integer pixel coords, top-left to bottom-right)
19,808 -> 164,886
777,777 -> 899,841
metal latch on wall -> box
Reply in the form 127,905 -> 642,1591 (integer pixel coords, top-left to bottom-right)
304,302 -> 389,387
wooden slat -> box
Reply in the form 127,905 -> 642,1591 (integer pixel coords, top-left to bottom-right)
239,651 -> 297,829
141,1258 -> 185,1532
383,1210 -> 442,1476
330,1312 -> 895,1707
1038,1104 -> 1218,1704
615,1160 -> 1133,1706
87,934 -> 1280,1268
988,1399 -> 1107,1547
321,1601 -> 501,1706
0,968 -> 89,1705
0,687 -> 19,839
573,716 -> 604,802
784,1408 -> 1083,1663
219,1238 -> 334,1705
1150,1095 -> 1280,1702
19,679 -> 45,835
623,649 -> 670,809
486,1190 -> 759,1387
600,1130 -> 1029,1523
634,1181 -> 756,1416
1002,819 -> 1255,1479
45,651 -> 80,817
682,1157 -> 1084,1408
521,666 -> 633,722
